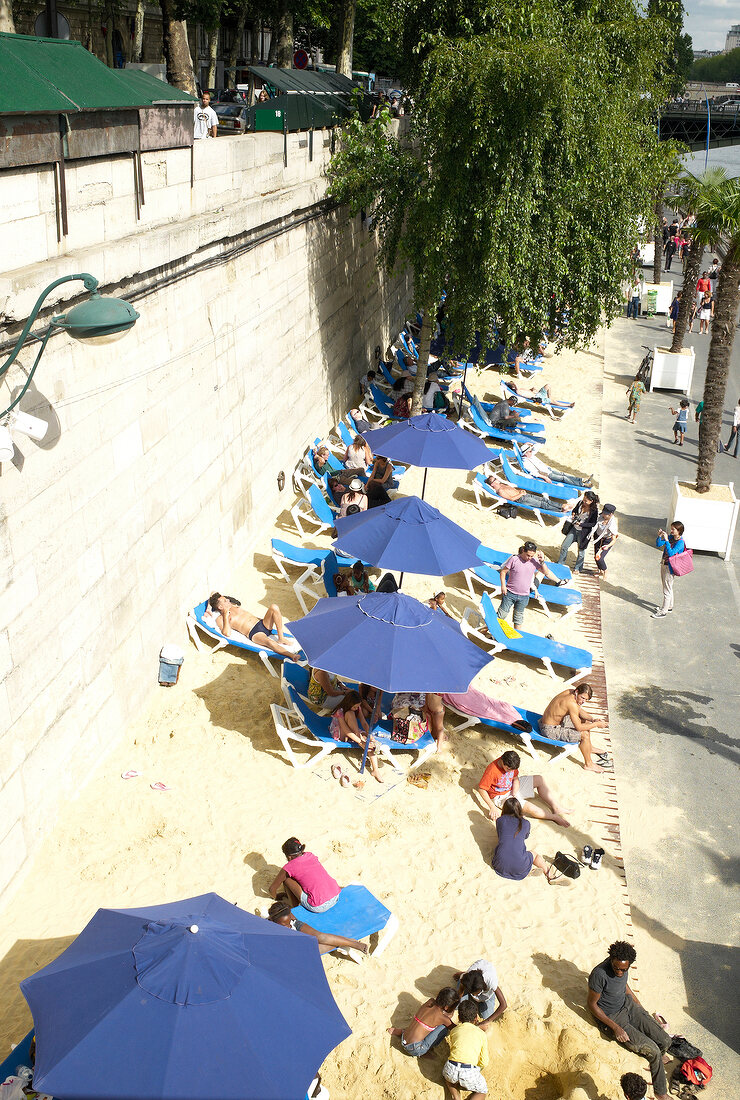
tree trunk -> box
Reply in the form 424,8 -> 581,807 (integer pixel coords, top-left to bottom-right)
206,25 -> 219,90
0,0 -> 15,34
104,0 -> 115,67
133,0 -> 145,63
276,0 -> 293,68
670,237 -> 703,353
267,22 -> 276,63
695,255 -> 740,492
251,18 -> 261,63
410,308 -> 434,416
336,0 -> 356,77
652,194 -> 663,285
161,0 -> 197,93
227,2 -> 249,87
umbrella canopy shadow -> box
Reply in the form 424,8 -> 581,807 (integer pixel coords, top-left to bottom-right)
0,936 -> 77,1051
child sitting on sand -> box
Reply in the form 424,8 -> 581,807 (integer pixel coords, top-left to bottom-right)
442,999 -> 489,1100
329,691 -> 383,783
268,837 -> 341,912
386,987 -> 460,1057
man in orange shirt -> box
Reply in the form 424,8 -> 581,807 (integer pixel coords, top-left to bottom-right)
476,750 -> 571,827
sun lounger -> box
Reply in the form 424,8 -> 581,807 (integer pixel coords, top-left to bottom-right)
187,601 -> 302,677
272,685 -> 436,771
463,562 -> 582,619
471,473 -> 566,526
475,543 -> 572,581
462,592 -> 591,684
463,386 -> 544,434
466,402 -> 546,446
291,483 -> 337,539
440,695 -> 579,764
292,883 -> 399,958
271,540 -> 361,613
500,454 -> 580,502
500,380 -> 573,420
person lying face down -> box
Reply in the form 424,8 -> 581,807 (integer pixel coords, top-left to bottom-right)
207,593 -> 299,659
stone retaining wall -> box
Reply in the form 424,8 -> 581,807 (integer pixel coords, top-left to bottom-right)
0,130 -> 412,899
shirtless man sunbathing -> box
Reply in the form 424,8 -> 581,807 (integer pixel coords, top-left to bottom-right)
208,593 -> 300,659
539,683 -> 608,772
484,475 -> 570,512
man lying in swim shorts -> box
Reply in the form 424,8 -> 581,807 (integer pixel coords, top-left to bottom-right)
207,593 -> 300,659
539,683 -> 608,772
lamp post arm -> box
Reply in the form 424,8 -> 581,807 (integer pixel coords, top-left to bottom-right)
0,327 -> 56,422
0,273 -> 99,381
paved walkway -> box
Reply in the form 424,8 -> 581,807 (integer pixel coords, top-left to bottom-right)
599,281 -> 740,1092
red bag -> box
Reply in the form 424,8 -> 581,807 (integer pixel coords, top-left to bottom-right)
670,548 -> 694,576
678,1057 -> 712,1088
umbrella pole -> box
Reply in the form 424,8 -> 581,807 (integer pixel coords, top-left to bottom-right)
457,363 -> 469,420
421,467 -> 428,500
360,688 -> 383,775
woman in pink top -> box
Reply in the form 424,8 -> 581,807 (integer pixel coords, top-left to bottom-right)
268,837 -> 341,913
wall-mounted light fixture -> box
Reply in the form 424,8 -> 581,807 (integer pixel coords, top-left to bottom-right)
277,470 -> 286,492
0,273 -> 140,436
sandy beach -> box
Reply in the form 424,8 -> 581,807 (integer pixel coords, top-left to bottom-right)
0,338 -> 669,1100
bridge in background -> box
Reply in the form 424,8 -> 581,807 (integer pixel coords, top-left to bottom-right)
660,103 -> 740,151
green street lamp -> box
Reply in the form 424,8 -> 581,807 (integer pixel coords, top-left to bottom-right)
0,273 -> 139,426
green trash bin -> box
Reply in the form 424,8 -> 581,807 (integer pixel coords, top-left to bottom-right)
645,289 -> 658,316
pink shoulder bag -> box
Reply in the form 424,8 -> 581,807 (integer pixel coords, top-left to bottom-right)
670,548 -> 694,576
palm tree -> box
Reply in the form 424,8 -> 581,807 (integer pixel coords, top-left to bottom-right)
688,171 -> 740,492
667,168 -> 725,355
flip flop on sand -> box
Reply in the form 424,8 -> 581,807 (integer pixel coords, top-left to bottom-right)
121,769 -> 140,779
340,775 -> 351,788
150,781 -> 172,791
331,764 -> 343,781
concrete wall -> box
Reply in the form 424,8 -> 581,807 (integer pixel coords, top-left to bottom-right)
0,131 -> 412,899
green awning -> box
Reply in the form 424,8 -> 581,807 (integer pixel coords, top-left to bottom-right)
0,33 -> 196,115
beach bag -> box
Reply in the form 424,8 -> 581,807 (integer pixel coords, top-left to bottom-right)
391,710 -> 428,744
497,503 -> 517,519
550,851 -> 581,880
670,548 -> 694,576
669,1036 -> 703,1062
670,1057 -> 712,1098
561,520 -> 574,536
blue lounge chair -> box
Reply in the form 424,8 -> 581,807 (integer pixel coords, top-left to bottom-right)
471,473 -> 566,526
463,562 -> 582,619
442,700 -> 580,765
292,883 -> 399,958
271,685 -> 436,771
500,379 -> 573,420
500,454 -> 580,502
187,601 -> 302,677
291,483 -> 337,539
476,543 -> 572,581
466,401 -> 546,446
470,391 -> 546,436
462,592 -> 592,684
511,441 -> 588,490
0,1030 -> 34,1081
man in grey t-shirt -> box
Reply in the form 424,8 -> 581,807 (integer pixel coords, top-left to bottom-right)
587,941 -> 672,1099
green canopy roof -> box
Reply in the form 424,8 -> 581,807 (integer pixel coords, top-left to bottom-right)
0,33 -> 196,115
247,65 -> 360,96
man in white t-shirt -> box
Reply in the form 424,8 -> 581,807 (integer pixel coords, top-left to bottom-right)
193,91 -> 218,139
723,396 -> 740,457
519,441 -> 591,487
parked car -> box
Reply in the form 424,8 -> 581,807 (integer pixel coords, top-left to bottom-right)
213,102 -> 249,134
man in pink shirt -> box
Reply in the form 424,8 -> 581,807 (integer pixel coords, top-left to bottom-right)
498,541 -> 563,626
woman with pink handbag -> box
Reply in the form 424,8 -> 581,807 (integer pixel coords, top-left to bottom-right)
651,521 -> 692,619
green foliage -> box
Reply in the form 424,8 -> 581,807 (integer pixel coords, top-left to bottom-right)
329,0 -> 679,354
692,48 -> 740,86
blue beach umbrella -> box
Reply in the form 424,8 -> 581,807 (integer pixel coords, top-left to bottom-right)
362,413 -> 493,496
21,892 -> 351,1100
289,592 -> 492,696
333,495 -> 481,579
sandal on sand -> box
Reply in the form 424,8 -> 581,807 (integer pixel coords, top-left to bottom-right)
150,781 -> 172,791
121,769 -> 140,780
331,764 -> 343,781
653,1013 -> 669,1030
339,774 -> 351,788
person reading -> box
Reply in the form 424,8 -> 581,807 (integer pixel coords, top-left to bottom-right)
477,750 -> 571,827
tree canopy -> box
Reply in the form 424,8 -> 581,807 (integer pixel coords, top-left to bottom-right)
330,0 -> 680,365
692,47 -> 740,85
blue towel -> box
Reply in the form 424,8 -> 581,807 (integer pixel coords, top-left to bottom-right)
292,884 -> 391,941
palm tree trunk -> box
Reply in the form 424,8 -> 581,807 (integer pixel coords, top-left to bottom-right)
160,0 -> 197,93
336,0 -> 356,78
0,0 -> 16,34
206,24 -> 219,90
670,237 -> 703,353
410,308 -> 433,415
227,2 -> 249,87
276,0 -> 293,67
652,194 -> 663,285
696,255 -> 740,492
133,0 -> 145,62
